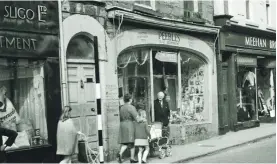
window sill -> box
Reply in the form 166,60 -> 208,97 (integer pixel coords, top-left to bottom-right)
245,20 -> 259,28
266,25 -> 276,32
6,144 -> 52,153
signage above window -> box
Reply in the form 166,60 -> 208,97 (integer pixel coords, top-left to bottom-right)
0,1 -> 59,34
222,32 -> 276,54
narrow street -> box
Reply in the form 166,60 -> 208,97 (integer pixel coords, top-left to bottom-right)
187,136 -> 276,163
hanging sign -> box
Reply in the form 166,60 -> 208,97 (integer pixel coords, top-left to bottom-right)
155,51 -> 178,63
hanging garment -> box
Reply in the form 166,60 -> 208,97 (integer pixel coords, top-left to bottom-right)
242,71 -> 256,87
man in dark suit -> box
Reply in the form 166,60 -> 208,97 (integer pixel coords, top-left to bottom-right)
154,92 -> 170,137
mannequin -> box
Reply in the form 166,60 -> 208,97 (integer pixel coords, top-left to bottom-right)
242,69 -> 256,88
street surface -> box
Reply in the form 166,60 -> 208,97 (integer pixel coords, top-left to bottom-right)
187,136 -> 276,163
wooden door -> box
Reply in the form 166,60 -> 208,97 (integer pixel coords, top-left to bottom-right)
222,67 -> 229,131
67,63 -> 98,150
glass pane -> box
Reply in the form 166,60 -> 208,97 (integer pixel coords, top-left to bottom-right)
66,35 -> 94,59
117,49 -> 151,121
0,59 -> 48,150
237,67 -> 256,122
178,52 -> 207,124
257,68 -> 275,117
136,0 -> 151,6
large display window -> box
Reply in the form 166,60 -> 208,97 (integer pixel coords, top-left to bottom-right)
236,66 -> 257,122
117,48 -> 209,125
0,58 -> 48,150
257,67 -> 276,117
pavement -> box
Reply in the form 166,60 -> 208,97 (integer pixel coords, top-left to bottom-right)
187,136 -> 276,163
109,123 -> 276,163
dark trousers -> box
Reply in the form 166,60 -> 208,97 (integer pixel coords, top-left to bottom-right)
0,127 -> 18,163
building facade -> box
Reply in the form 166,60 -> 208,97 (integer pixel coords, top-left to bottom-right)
214,0 -> 276,134
0,1 -> 62,162
60,0 -> 220,161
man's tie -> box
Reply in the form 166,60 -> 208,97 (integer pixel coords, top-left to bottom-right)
160,100 -> 163,108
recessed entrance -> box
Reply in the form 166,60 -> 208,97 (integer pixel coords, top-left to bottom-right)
66,34 -> 98,151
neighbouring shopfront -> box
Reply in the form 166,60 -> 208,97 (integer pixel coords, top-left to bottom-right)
0,1 -> 61,162
215,17 -> 276,133
114,28 -> 219,146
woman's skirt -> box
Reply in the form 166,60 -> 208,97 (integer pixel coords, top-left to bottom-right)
134,139 -> 149,146
118,121 -> 135,144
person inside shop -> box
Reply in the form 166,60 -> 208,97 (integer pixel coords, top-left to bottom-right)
153,92 -> 170,137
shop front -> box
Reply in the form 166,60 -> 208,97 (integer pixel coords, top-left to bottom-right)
216,21 -> 276,133
0,1 -> 61,162
114,29 -> 219,145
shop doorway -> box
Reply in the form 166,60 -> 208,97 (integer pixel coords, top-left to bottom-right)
66,35 -> 98,150
154,77 -> 177,112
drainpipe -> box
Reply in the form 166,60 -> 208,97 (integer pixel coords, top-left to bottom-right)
213,29 -> 220,74
58,0 -> 69,108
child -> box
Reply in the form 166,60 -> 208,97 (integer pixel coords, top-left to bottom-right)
135,104 -> 151,164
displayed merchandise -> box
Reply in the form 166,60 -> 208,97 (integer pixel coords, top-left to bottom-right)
0,60 -> 49,150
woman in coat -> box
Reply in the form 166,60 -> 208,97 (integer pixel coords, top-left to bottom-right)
117,94 -> 139,163
56,106 -> 78,164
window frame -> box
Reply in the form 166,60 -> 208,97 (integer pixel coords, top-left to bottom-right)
245,0 -> 251,20
266,0 -> 271,25
134,0 -> 156,11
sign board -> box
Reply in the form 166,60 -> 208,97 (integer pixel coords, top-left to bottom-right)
155,51 -> 178,63
0,1 -> 59,34
236,55 -> 257,66
223,32 -> 276,54
0,31 -> 58,57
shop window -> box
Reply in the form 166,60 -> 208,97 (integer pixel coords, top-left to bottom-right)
117,49 -> 150,110
0,58 -> 48,150
177,52 -> 207,124
237,67 -> 257,122
257,68 -> 275,117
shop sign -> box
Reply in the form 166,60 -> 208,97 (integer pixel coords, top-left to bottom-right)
159,31 -> 180,45
0,1 -> 59,34
155,51 -> 178,63
224,32 -> 276,53
0,31 -> 58,57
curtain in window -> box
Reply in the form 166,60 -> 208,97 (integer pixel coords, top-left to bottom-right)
18,65 -> 48,140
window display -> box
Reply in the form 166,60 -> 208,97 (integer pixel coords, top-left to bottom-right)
0,58 -> 48,150
117,49 -> 150,112
178,52 -> 207,124
237,67 -> 257,122
257,68 -> 275,117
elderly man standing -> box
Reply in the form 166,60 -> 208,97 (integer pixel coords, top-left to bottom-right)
154,92 -> 170,137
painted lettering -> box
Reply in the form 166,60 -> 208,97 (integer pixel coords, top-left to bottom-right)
245,37 -> 267,48
0,36 -> 37,51
3,5 -> 47,22
6,37 -> 15,48
270,40 -> 276,49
